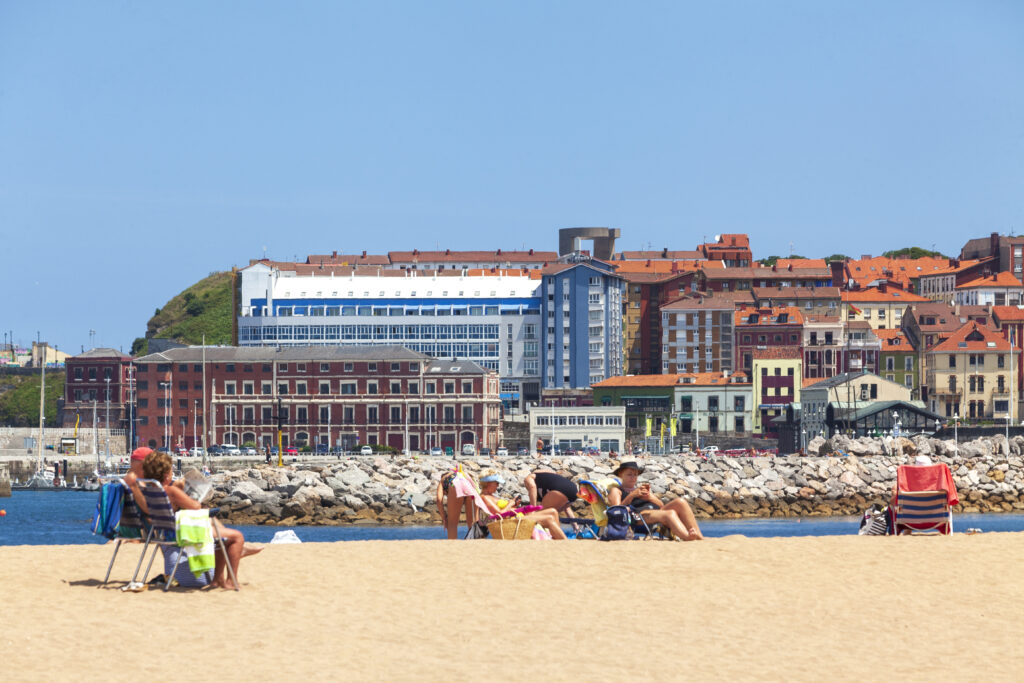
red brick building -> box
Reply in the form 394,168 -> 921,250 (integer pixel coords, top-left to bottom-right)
132,345 -> 502,453
733,306 -> 804,374
62,348 -> 133,429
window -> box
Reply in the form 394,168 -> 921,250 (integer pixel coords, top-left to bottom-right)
178,381 -> 187,391
367,381 -> 378,394
390,406 -> 402,423
278,382 -> 288,395
319,381 -> 330,394
320,363 -> 330,372
734,396 -> 744,411
885,357 -> 895,371
224,381 -> 236,395
998,355 -> 1006,369
462,406 -> 474,422
390,381 -> 401,394
367,406 -> 378,423
344,363 -> 353,372
391,363 -> 401,371
948,355 -> 956,369
905,357 -> 913,371
278,363 -> 288,372
296,382 -> 307,395
462,380 -> 473,394
368,363 -> 377,372
243,381 -> 254,395
261,382 -> 272,395
426,382 -> 436,394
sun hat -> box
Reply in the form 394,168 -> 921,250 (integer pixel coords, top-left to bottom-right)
479,471 -> 504,485
130,447 -> 154,462
612,461 -> 644,477
914,455 -> 933,466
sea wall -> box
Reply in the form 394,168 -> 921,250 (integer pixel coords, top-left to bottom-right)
204,434 -> 1024,526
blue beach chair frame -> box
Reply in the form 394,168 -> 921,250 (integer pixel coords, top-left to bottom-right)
577,480 -> 662,540
101,482 -> 149,585
134,479 -> 240,591
892,489 -> 953,535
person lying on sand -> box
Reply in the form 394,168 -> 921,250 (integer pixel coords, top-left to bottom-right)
606,461 -> 704,541
478,471 -> 567,540
142,451 -> 261,589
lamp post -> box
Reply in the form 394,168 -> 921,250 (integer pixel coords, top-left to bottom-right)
104,376 -> 111,457
193,399 -> 199,454
953,412 -> 959,455
161,381 -> 170,451
891,410 -> 901,440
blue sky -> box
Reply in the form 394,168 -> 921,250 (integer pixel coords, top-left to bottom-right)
1,1 -> 1022,353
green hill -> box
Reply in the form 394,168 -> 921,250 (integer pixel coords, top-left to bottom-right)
0,370 -> 64,427
132,271 -> 234,355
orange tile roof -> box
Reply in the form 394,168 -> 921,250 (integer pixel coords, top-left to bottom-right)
929,322 -> 1010,353
955,271 -> 1024,289
775,258 -> 828,269
841,287 -> 929,303
919,257 -> 994,276
613,260 -> 702,275
388,249 -> 557,263
592,372 -> 750,388
872,328 -> 912,348
734,307 -> 805,326
991,306 -> 1024,323
845,256 -> 952,289
617,250 -> 703,260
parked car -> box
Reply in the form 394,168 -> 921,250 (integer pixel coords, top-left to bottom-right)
360,445 -> 373,456
517,447 -> 529,456
496,447 -> 508,456
429,447 -> 443,456
174,446 -> 188,456
701,445 -> 720,456
224,445 -> 241,456
461,444 -> 476,456
189,446 -> 204,457
207,444 -> 224,456
242,447 -> 257,456
315,444 -> 329,454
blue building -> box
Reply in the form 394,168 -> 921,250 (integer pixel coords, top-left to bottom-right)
540,256 -> 625,389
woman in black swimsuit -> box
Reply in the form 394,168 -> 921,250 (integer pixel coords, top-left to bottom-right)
524,470 -> 578,516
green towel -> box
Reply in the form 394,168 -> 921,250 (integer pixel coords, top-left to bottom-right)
175,509 -> 215,576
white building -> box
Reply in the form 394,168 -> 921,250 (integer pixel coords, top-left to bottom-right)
954,272 -> 1024,307
530,406 -> 626,454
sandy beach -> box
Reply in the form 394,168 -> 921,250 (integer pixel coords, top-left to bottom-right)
4,534 -> 1023,682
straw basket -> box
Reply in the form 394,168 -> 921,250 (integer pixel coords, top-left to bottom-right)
487,515 -> 535,540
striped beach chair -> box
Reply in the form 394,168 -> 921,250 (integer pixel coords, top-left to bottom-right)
892,490 -> 953,535
101,483 -> 148,584
133,479 -> 239,591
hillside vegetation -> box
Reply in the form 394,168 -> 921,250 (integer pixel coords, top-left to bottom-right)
132,271 -> 234,355
0,370 -> 64,427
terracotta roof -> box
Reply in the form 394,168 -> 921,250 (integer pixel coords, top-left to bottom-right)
661,294 -> 741,311
734,307 -> 804,326
841,287 -> 928,303
929,322 -> 1010,353
751,266 -> 833,279
700,234 -> 750,248
991,306 -> 1024,323
872,328 -> 912,348
701,266 -> 754,279
388,249 -> 557,263
616,250 -> 703,261
918,257 -> 994,276
305,253 -> 389,266
775,258 -> 828,269
955,271 -> 1024,289
753,286 -> 841,300
614,260 -> 702,275
592,371 -> 750,388
752,347 -> 802,360
845,256 -> 952,289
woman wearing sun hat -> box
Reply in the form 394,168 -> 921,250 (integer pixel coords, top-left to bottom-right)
477,470 -> 568,540
607,460 -> 704,541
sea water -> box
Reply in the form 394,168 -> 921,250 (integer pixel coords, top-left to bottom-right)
3,490 -> 1024,546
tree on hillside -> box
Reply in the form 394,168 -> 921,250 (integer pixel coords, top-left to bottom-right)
0,372 -> 64,427
882,246 -> 948,259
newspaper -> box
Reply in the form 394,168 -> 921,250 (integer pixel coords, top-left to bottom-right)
182,468 -> 213,503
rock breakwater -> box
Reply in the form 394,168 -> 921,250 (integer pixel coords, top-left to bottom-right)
204,434 -> 1024,526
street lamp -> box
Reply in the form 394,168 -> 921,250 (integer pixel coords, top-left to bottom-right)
193,399 -> 199,455
891,410 -> 901,439
953,412 -> 959,455
161,381 -> 170,451
104,376 -> 111,457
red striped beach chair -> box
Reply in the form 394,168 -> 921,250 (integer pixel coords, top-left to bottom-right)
893,463 -> 958,535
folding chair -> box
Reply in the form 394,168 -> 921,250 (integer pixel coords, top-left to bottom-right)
893,462 -> 958,535
892,490 -> 953,535
134,479 -> 240,591
102,486 -> 148,584
577,479 -> 662,540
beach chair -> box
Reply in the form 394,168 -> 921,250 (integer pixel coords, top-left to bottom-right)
893,463 -> 958,535
577,479 -> 660,540
100,485 -> 149,584
133,479 -> 239,591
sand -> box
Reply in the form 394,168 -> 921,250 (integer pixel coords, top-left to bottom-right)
3,534 -> 1023,682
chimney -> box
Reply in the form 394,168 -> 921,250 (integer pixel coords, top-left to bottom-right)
332,250 -> 337,258
413,248 -> 418,256
646,259 -> 652,267
878,283 -> 887,294
361,250 -> 367,258
787,263 -> 793,272
529,248 -> 534,255
661,247 -> 668,258
497,248 -> 502,255
829,260 -> 845,288
772,264 -> 777,272
445,248 -> 451,255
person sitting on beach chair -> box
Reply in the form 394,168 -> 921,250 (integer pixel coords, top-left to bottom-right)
122,446 -> 154,514
478,471 -> 568,540
436,465 -> 482,540
607,461 -> 704,541
142,450 -> 259,589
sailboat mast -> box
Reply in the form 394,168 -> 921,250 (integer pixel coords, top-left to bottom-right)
37,335 -> 45,472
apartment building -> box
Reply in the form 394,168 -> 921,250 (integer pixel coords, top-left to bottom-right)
751,347 -> 802,436
917,258 -> 996,303
954,272 -> 1024,307
236,261 -> 542,410
753,285 -> 841,317
540,256 -> 625,389
925,322 -> 1013,421
842,284 -> 928,329
874,328 -> 917,394
619,264 -> 699,374
660,294 -> 735,374
902,302 -> 992,403
131,345 -> 502,453
62,348 -> 134,429
733,306 -> 803,374
960,232 -> 1024,277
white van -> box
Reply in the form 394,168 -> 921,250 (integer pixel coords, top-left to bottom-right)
461,444 -> 476,456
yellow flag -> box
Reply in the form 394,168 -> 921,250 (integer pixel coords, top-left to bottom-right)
659,422 -> 665,448
645,417 -> 652,436
670,418 -> 677,437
